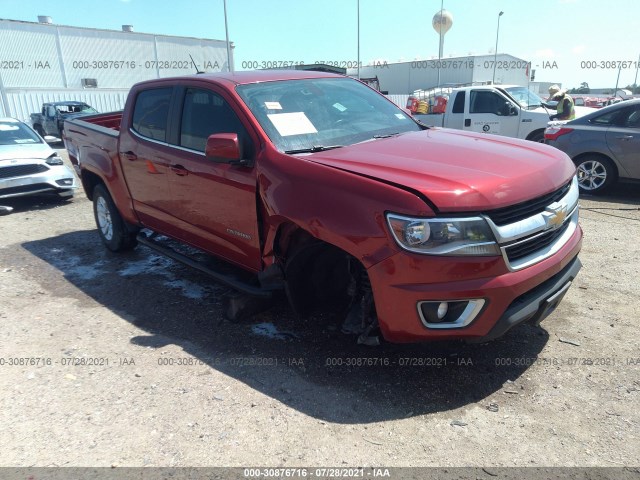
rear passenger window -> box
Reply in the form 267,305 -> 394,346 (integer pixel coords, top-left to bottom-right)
179,88 -> 249,153
452,91 -> 465,114
131,88 -> 172,142
589,111 -> 618,126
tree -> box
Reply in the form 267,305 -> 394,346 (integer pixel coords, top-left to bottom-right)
577,82 -> 590,94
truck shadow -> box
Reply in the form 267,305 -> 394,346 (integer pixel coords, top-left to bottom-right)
22,230 -> 550,424
580,182 -> 640,205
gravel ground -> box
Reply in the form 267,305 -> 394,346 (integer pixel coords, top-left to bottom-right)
0,149 -> 639,469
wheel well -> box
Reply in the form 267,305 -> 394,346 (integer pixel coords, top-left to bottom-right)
526,128 -> 545,141
573,152 -> 619,178
80,170 -> 105,200
276,224 -> 366,318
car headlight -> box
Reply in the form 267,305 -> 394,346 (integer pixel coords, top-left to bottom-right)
45,153 -> 63,165
386,213 -> 500,256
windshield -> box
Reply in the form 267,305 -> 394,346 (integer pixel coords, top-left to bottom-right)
57,103 -> 98,114
236,77 -> 421,153
0,121 -> 43,145
503,87 -> 545,110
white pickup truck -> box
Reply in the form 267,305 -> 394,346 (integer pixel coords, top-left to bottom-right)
414,85 -> 592,143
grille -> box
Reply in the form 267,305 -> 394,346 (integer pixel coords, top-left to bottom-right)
505,220 -> 571,263
486,182 -> 572,226
0,164 -> 49,179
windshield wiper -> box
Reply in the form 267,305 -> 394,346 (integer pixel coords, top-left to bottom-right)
372,132 -> 400,139
284,145 -> 344,154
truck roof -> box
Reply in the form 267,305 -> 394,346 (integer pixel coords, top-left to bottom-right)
133,69 -> 345,88
46,101 -> 91,106
453,85 -> 520,91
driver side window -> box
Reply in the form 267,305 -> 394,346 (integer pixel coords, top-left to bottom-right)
621,107 -> 640,129
470,91 -> 509,115
179,88 -> 251,155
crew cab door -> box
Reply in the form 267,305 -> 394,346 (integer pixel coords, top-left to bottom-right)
464,89 -> 520,138
163,85 -> 262,272
118,87 -> 174,232
43,105 -> 58,135
606,104 -> 640,178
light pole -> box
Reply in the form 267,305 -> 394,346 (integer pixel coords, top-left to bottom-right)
437,0 -> 444,88
223,0 -> 232,72
633,53 -> 639,94
492,11 -> 504,84
614,61 -> 623,98
357,0 -> 360,79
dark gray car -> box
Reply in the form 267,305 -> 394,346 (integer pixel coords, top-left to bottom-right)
544,99 -> 640,194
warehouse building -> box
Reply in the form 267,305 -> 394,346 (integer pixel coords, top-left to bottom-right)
347,54 -> 538,95
0,17 -> 232,121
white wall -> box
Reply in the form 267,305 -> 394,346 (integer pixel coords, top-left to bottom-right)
0,19 -> 230,118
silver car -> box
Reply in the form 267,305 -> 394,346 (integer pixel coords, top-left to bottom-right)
544,99 -> 640,194
0,117 -> 77,200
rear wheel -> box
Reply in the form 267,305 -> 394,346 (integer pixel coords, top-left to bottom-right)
527,130 -> 545,143
575,155 -> 617,194
93,184 -> 138,251
34,125 -> 45,137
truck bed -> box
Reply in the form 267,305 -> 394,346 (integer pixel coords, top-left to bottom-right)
71,111 -> 123,131
63,112 -> 122,168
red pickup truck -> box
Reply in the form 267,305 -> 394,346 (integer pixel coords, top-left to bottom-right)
64,70 -> 582,344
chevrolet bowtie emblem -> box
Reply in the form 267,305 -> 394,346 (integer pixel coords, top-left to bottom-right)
544,205 -> 568,230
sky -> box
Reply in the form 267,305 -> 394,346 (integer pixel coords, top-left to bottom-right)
2,0 -> 640,91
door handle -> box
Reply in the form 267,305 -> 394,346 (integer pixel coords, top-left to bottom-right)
464,119 -> 471,127
615,135 -> 633,140
171,164 -> 189,176
120,151 -> 138,161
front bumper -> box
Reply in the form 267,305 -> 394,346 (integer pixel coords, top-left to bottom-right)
0,161 -> 77,199
367,224 -> 582,343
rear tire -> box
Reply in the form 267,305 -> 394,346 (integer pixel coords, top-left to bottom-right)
93,184 -> 138,252
574,155 -> 617,195
527,130 -> 545,143
34,125 -> 45,137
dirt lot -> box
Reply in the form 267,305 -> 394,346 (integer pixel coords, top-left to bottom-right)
0,148 -> 639,469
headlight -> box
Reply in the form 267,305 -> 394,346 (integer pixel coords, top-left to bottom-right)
386,213 -> 500,256
45,153 -> 63,165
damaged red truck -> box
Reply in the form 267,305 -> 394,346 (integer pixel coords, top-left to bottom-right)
64,70 -> 582,344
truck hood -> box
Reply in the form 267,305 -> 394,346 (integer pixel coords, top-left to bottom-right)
306,129 -> 576,212
0,143 -> 54,162
529,105 -> 595,118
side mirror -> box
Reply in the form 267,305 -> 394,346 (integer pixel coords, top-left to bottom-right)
205,133 -> 246,165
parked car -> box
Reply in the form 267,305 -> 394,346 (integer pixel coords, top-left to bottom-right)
0,118 -> 77,200
413,85 -> 593,143
544,99 -> 640,194
30,101 -> 98,140
64,71 -> 582,345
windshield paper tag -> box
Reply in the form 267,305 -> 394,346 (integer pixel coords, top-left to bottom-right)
332,103 -> 347,112
395,113 -> 406,119
267,112 -> 318,136
265,101 -> 282,110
